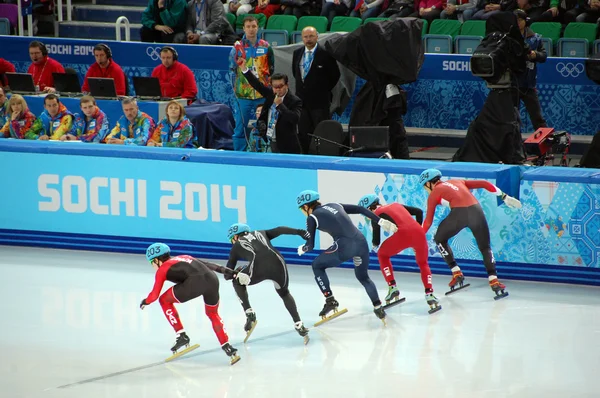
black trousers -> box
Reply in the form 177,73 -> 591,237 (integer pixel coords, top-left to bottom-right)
299,107 -> 331,154
174,272 -> 220,306
434,204 -> 497,277
140,26 -> 186,44
232,254 -> 301,322
516,87 -> 547,131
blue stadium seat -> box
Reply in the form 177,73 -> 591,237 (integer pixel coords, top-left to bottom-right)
261,30 -> 288,47
0,17 -> 9,35
557,38 -> 589,58
423,34 -> 453,54
291,30 -> 302,44
454,36 -> 482,55
540,37 -> 553,57
594,39 -> 600,56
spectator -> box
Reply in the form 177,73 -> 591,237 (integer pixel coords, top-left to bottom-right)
32,94 -> 74,140
472,0 -> 516,20
281,0 -> 317,18
186,0 -> 235,45
292,26 -> 340,154
0,58 -> 16,88
81,44 -> 127,96
141,0 -> 188,43
514,9 -> 547,130
106,98 -> 156,146
255,0 -> 281,19
322,0 -> 352,28
539,0 -> 582,23
66,96 -> 110,143
236,57 -> 303,154
228,15 -> 274,151
416,0 -> 444,22
576,0 -> 600,21
440,0 -> 477,20
228,0 -> 255,16
351,0 -> 385,20
0,94 -> 38,139
247,104 -> 270,152
379,0 -> 417,18
26,41 -> 65,93
148,100 -> 195,147
151,47 -> 198,102
0,87 -> 7,128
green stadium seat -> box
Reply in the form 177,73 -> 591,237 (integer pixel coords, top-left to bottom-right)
428,19 -> 462,39
363,17 -> 388,25
297,16 -> 328,33
330,16 -> 362,32
530,22 -> 562,44
265,15 -> 297,34
460,20 -> 486,37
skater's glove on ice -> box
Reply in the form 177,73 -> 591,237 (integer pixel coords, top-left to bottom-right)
236,272 -> 251,286
378,218 -> 398,233
139,299 -> 148,310
502,194 -> 522,209
297,244 -> 307,256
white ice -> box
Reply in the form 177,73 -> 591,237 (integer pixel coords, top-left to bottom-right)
1,246 -> 599,398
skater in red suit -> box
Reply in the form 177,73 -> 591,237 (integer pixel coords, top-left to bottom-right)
140,243 -> 249,364
419,169 -> 521,299
358,194 -> 440,313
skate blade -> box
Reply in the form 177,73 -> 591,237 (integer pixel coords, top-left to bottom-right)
493,291 -> 509,301
381,317 -> 387,327
165,344 -> 200,362
243,321 -> 258,344
428,305 -> 442,315
383,297 -> 406,310
313,308 -> 348,327
303,335 -> 310,345
230,354 -> 241,366
444,283 -> 471,296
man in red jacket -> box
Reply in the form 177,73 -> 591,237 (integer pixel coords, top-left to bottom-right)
0,58 -> 16,88
151,47 -> 197,102
26,41 -> 65,93
82,44 -> 127,96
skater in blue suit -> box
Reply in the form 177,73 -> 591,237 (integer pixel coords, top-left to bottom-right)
296,190 -> 398,322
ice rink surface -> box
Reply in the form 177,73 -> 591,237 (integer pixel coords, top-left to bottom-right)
1,246 -> 599,398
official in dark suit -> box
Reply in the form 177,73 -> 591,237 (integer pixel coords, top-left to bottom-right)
292,26 -> 341,153
235,57 -> 303,154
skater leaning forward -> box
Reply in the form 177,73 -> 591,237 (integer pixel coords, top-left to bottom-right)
226,223 -> 310,344
357,194 -> 441,314
296,190 -> 398,324
140,243 -> 248,364
419,169 -> 522,299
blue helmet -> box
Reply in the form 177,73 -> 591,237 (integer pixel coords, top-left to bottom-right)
227,223 -> 250,241
419,168 -> 442,186
296,190 -> 320,208
358,194 -> 379,209
146,243 -> 170,262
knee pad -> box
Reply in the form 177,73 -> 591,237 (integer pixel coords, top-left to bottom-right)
159,288 -> 176,306
276,287 -> 289,298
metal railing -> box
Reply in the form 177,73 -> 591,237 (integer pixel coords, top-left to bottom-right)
58,0 -> 73,22
116,16 -> 130,42
16,0 -> 33,36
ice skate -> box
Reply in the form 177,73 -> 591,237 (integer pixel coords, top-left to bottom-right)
445,270 -> 471,295
383,285 -> 406,309
373,305 -> 387,326
490,279 -> 509,300
295,321 -> 310,345
165,332 -> 200,362
426,293 -> 442,314
314,296 -> 348,327
222,342 -> 241,365
243,309 -> 258,343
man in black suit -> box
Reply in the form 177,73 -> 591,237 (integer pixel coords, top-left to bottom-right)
235,57 -> 303,154
292,26 -> 341,154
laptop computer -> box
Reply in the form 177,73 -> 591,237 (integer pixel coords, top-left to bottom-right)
5,73 -> 38,94
53,73 -> 82,96
88,77 -> 118,99
132,76 -> 172,101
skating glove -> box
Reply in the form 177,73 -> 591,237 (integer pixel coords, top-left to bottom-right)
139,299 -> 148,310
235,272 -> 251,286
378,218 -> 398,234
297,244 -> 307,256
502,193 -> 522,209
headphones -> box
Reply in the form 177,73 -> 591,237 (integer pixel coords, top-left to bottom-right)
161,46 -> 178,61
30,40 -> 48,56
95,43 -> 112,59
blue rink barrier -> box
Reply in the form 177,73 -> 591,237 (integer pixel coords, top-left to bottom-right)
1,35 -> 598,135
0,141 -> 599,285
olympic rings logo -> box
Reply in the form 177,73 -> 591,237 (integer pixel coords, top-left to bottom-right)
146,46 -> 162,61
556,62 -> 584,78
